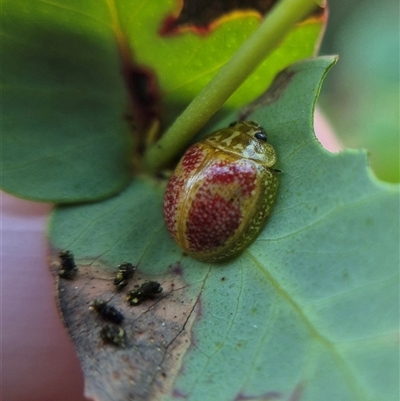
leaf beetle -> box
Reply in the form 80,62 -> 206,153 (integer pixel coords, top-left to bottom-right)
163,121 -> 279,262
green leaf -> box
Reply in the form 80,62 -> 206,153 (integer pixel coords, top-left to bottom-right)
1,0 -> 133,202
1,0 -> 325,202
48,57 -> 400,401
117,0 -> 326,127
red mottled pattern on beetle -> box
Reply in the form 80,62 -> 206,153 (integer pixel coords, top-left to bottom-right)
207,159 -> 257,196
187,194 -> 241,251
164,145 -> 208,239
181,145 -> 205,174
185,158 -> 258,252
163,174 -> 183,238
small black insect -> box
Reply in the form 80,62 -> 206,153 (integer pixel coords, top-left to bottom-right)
114,262 -> 136,290
90,300 -> 124,324
100,324 -> 125,347
126,281 -> 163,306
58,250 -> 78,279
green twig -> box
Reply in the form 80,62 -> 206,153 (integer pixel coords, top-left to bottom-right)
143,0 -> 319,172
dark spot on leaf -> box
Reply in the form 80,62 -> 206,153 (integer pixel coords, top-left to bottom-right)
124,66 -> 161,143
170,261 -> 184,275
287,383 -> 305,401
365,218 -> 373,226
172,388 -> 189,399
234,390 -> 281,400
239,69 -> 295,120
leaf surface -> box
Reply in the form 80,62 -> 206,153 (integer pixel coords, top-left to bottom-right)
48,57 -> 400,401
119,0 -> 326,127
1,0 -> 132,202
1,0 -> 325,201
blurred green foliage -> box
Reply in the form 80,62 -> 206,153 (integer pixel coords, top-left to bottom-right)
320,0 -> 399,182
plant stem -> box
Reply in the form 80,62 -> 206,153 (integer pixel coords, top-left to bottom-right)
143,0 -> 319,172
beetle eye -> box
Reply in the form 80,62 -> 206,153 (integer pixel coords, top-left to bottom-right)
254,131 -> 267,142
229,121 -> 237,127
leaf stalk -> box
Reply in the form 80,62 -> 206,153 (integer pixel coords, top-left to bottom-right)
143,0 -> 320,172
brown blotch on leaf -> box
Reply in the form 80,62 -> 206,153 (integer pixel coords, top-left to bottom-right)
160,0 -> 325,36
169,261 -> 184,276
160,0 -> 277,35
239,69 -> 295,121
126,67 -> 160,134
234,390 -> 281,401
50,254 -> 200,401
